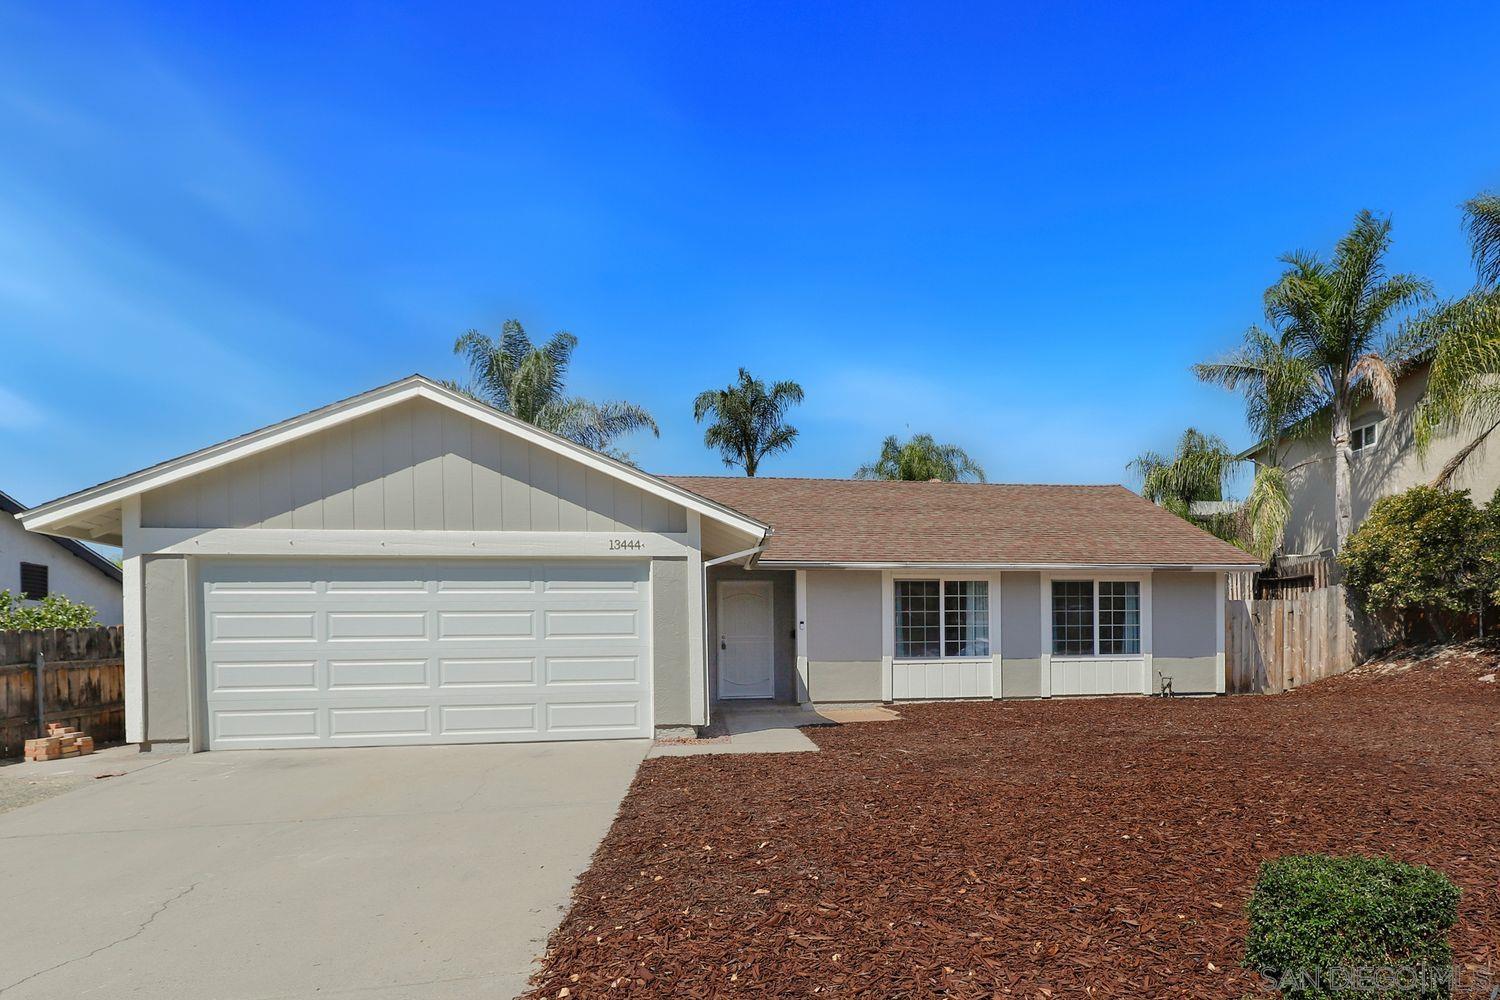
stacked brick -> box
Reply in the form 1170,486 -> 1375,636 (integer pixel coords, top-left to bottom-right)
24,723 -> 95,762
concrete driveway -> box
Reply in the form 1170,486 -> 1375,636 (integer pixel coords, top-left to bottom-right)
0,741 -> 647,1000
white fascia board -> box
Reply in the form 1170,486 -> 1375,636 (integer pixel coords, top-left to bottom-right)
756,560 -> 1261,572
20,376 -> 769,543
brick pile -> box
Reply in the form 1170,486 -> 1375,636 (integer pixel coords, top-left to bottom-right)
24,723 -> 96,762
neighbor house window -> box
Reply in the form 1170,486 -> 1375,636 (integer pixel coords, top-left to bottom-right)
1350,423 -> 1379,452
19,562 -> 49,600
1052,580 -> 1141,656
895,579 -> 990,659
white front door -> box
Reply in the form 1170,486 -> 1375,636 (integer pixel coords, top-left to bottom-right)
717,580 -> 774,699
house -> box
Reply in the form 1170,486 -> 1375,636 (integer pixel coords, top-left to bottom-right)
1245,360 -> 1500,558
18,375 -> 1257,752
1,488 -> 123,624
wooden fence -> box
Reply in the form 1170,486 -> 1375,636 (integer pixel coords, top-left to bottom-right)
1225,585 -> 1364,694
0,627 -> 125,759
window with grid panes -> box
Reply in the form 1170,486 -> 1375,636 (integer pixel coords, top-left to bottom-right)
1051,580 -> 1094,655
1097,581 -> 1141,654
894,580 -> 941,658
942,580 -> 990,657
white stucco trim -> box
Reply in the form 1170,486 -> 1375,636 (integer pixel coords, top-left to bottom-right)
879,569 -> 894,702
1215,570 -> 1227,695
990,570 -> 1003,699
686,512 -> 707,727
20,376 -> 769,545
794,569 -> 809,703
131,527 -> 696,559
759,560 -> 1259,571
1038,571 -> 1052,698
121,497 -> 145,744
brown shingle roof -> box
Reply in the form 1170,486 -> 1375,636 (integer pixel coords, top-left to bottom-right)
663,477 -> 1260,567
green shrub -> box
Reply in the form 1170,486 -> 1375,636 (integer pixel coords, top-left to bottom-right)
1339,486 -> 1486,638
0,589 -> 100,630
1245,854 -> 1460,999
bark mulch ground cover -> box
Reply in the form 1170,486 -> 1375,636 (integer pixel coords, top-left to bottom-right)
527,646 -> 1500,998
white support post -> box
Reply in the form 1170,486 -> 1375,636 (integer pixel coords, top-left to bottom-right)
685,512 -> 707,727
121,496 -> 145,744
794,569 -> 810,704
990,571 -> 1004,699
1215,570 -> 1227,695
1038,572 -> 1053,698
1141,572 -> 1155,696
880,569 -> 894,702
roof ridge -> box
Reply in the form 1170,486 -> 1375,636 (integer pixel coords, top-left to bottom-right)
661,475 -> 1129,488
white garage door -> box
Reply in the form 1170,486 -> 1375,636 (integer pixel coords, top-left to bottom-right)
200,559 -> 652,749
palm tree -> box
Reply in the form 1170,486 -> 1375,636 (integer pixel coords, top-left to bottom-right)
854,434 -> 986,483
1196,211 -> 1432,552
1129,428 -> 1235,516
691,368 -> 805,476
451,320 -> 658,460
1410,194 -> 1500,487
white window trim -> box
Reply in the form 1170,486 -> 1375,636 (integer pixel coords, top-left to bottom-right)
1041,574 -> 1151,662
891,575 -> 994,663
1350,419 -> 1380,453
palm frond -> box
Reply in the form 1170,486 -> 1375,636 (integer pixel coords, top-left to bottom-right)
1464,192 -> 1500,288
1244,464 -> 1291,562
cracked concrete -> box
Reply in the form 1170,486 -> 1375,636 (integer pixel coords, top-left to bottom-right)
0,741 -> 646,999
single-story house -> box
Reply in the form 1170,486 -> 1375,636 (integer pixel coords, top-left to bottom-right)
19,375 -> 1259,752
2,487 -> 124,624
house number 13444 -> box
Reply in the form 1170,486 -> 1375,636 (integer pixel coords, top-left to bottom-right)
609,538 -> 644,551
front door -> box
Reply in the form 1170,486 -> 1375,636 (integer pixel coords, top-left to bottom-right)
717,580 -> 774,699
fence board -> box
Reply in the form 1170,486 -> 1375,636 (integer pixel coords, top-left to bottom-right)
1225,585 -> 1358,694
0,626 -> 125,758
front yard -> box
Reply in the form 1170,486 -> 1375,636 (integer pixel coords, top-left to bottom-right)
528,647 -> 1500,998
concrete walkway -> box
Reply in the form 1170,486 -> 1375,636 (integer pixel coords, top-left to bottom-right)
0,740 -> 647,1000
648,704 -> 899,758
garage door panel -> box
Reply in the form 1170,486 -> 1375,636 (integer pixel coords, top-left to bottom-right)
202,559 -> 651,749
438,657 -> 536,687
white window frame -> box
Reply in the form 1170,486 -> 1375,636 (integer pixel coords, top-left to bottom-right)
1043,574 -> 1150,662
1350,420 -> 1380,453
892,576 -> 992,662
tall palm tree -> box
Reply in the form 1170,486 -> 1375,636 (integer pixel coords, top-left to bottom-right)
854,434 -> 986,483
451,320 -> 658,460
1196,211 -> 1432,552
691,368 -> 805,476
1410,193 -> 1500,486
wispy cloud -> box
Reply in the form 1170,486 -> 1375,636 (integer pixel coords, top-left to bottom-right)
0,386 -> 46,429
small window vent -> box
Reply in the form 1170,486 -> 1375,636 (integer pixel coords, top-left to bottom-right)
19,562 -> 49,600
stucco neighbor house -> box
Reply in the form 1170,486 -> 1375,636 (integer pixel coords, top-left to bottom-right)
1,488 -> 123,624
19,375 -> 1257,753
1243,360 -> 1500,558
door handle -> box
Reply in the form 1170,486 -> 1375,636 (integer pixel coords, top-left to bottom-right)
720,636 -> 727,650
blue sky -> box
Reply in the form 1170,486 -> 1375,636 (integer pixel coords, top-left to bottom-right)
3,2 -> 1499,511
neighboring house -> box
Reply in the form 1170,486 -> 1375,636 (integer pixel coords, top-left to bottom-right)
19,375 -> 1256,753
1,488 -> 123,624
1245,361 -> 1500,558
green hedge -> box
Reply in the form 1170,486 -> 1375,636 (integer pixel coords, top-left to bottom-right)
1245,854 -> 1460,999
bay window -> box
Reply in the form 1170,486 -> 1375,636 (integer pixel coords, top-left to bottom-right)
895,579 -> 990,659
1050,580 -> 1140,656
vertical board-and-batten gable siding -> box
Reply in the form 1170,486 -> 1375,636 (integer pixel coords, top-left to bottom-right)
139,399 -> 688,534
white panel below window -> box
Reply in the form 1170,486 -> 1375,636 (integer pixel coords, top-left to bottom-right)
891,660 -> 993,700
1049,657 -> 1145,697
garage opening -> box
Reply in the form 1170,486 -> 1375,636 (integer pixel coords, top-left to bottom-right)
199,559 -> 651,749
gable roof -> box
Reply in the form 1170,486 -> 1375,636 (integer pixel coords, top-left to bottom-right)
663,477 -> 1261,568
0,489 -> 122,582
20,375 -> 769,547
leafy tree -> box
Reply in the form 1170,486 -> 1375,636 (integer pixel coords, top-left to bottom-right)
451,320 -> 658,460
1197,211 -> 1432,552
1408,193 -> 1500,487
1338,486 -> 1486,640
0,590 -> 99,630
691,368 -> 804,476
854,434 -> 985,482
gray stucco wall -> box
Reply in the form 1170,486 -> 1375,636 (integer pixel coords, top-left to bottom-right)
650,557 -> 692,728
808,661 -> 882,701
999,572 -> 1044,696
805,570 -> 881,661
143,555 -> 191,743
140,398 -> 688,534
707,566 -> 796,703
1152,571 -> 1218,694
1272,365 -> 1500,556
